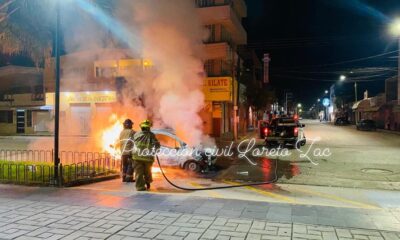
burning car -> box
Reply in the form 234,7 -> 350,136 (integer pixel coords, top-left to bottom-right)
152,129 -> 217,173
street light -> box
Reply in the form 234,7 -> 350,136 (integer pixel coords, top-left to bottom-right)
297,103 -> 302,108
389,18 -> 400,36
324,90 -> 328,94
317,98 -> 321,102
54,0 -> 61,185
339,75 -> 346,81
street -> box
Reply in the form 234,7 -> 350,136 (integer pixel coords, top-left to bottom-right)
0,120 -> 400,239
2,119 -> 399,190
2,0 -> 400,238
216,119 -> 400,190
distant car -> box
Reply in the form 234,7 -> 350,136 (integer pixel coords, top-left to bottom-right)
259,121 -> 270,138
264,117 -> 306,148
334,117 -> 350,126
356,119 -> 376,131
152,129 -> 216,173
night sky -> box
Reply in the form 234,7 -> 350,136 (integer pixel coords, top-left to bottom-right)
244,0 -> 400,109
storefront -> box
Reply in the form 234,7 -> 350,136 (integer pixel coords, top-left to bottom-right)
201,77 -> 234,138
46,91 -> 117,136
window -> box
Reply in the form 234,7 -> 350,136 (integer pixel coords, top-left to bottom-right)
27,110 -> 32,127
155,134 -> 180,149
95,67 -> 117,78
204,60 -> 213,76
205,25 -> 216,43
220,26 -> 232,43
0,111 -> 13,123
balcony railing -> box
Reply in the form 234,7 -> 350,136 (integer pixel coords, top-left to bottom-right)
0,94 -> 14,102
31,93 -> 45,101
195,0 -> 232,8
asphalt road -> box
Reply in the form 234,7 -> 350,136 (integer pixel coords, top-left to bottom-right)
216,120 -> 400,190
1,121 -> 400,227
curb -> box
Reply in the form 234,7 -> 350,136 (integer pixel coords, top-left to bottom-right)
377,129 -> 400,135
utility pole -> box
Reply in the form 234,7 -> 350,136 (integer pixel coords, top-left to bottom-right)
354,81 -> 358,102
54,0 -> 61,185
285,92 -> 288,114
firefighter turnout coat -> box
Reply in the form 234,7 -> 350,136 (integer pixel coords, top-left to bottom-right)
132,130 -> 160,162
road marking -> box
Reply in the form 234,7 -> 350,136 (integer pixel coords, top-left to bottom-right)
189,182 -> 224,198
222,180 -> 298,204
292,187 -> 381,209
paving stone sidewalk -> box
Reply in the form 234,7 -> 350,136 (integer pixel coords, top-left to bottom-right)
0,197 -> 399,240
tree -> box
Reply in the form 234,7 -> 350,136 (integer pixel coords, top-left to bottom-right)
0,0 -> 115,66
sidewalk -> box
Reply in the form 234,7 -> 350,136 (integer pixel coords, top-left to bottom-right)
0,184 -> 399,240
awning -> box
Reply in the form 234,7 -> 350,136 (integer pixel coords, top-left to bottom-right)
363,107 -> 380,112
352,100 -> 363,110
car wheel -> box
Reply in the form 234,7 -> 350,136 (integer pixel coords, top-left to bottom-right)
184,160 -> 200,173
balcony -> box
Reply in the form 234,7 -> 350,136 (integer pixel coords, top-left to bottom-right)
0,93 -> 45,106
196,3 -> 247,45
195,0 -> 247,18
204,42 -> 232,60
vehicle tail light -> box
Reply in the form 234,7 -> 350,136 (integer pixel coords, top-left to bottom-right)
264,128 -> 269,136
294,127 -> 298,136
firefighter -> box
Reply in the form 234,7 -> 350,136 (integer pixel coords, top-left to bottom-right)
132,120 -> 160,191
118,119 -> 136,182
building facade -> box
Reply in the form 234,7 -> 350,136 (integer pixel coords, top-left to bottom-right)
351,76 -> 400,131
43,49 -> 150,136
196,0 -> 247,139
0,65 -> 51,135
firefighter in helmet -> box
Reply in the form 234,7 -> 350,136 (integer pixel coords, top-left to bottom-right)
118,119 -> 136,182
132,120 -> 160,191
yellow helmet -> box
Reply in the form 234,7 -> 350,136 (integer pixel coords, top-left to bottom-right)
140,119 -> 152,128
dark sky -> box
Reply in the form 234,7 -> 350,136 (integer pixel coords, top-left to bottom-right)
244,0 -> 400,109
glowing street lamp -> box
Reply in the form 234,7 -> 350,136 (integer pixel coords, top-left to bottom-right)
340,75 -> 346,81
389,18 -> 400,36
325,90 -> 329,94
317,98 -> 321,102
297,103 -> 302,108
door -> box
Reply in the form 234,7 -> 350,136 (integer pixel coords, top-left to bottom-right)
212,118 -> 221,137
34,111 -> 51,132
16,110 -> 25,134
70,104 -> 91,136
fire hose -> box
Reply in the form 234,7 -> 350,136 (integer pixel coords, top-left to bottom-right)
155,155 -> 279,191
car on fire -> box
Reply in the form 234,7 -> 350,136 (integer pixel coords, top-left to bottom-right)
152,129 -> 216,173
264,117 -> 306,148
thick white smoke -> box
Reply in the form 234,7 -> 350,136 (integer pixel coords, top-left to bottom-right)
29,0 -> 210,152
117,0 -> 208,146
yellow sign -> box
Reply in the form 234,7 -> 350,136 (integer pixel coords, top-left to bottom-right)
46,91 -> 117,105
203,77 -> 233,102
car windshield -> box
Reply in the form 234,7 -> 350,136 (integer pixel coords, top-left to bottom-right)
155,134 -> 181,149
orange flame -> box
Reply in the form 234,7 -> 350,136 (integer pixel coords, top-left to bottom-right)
101,114 -> 124,158
100,114 -> 165,174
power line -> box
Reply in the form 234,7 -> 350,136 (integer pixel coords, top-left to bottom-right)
272,74 -> 396,82
275,50 -> 399,70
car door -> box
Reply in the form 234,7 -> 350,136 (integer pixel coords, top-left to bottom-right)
154,133 -> 181,167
